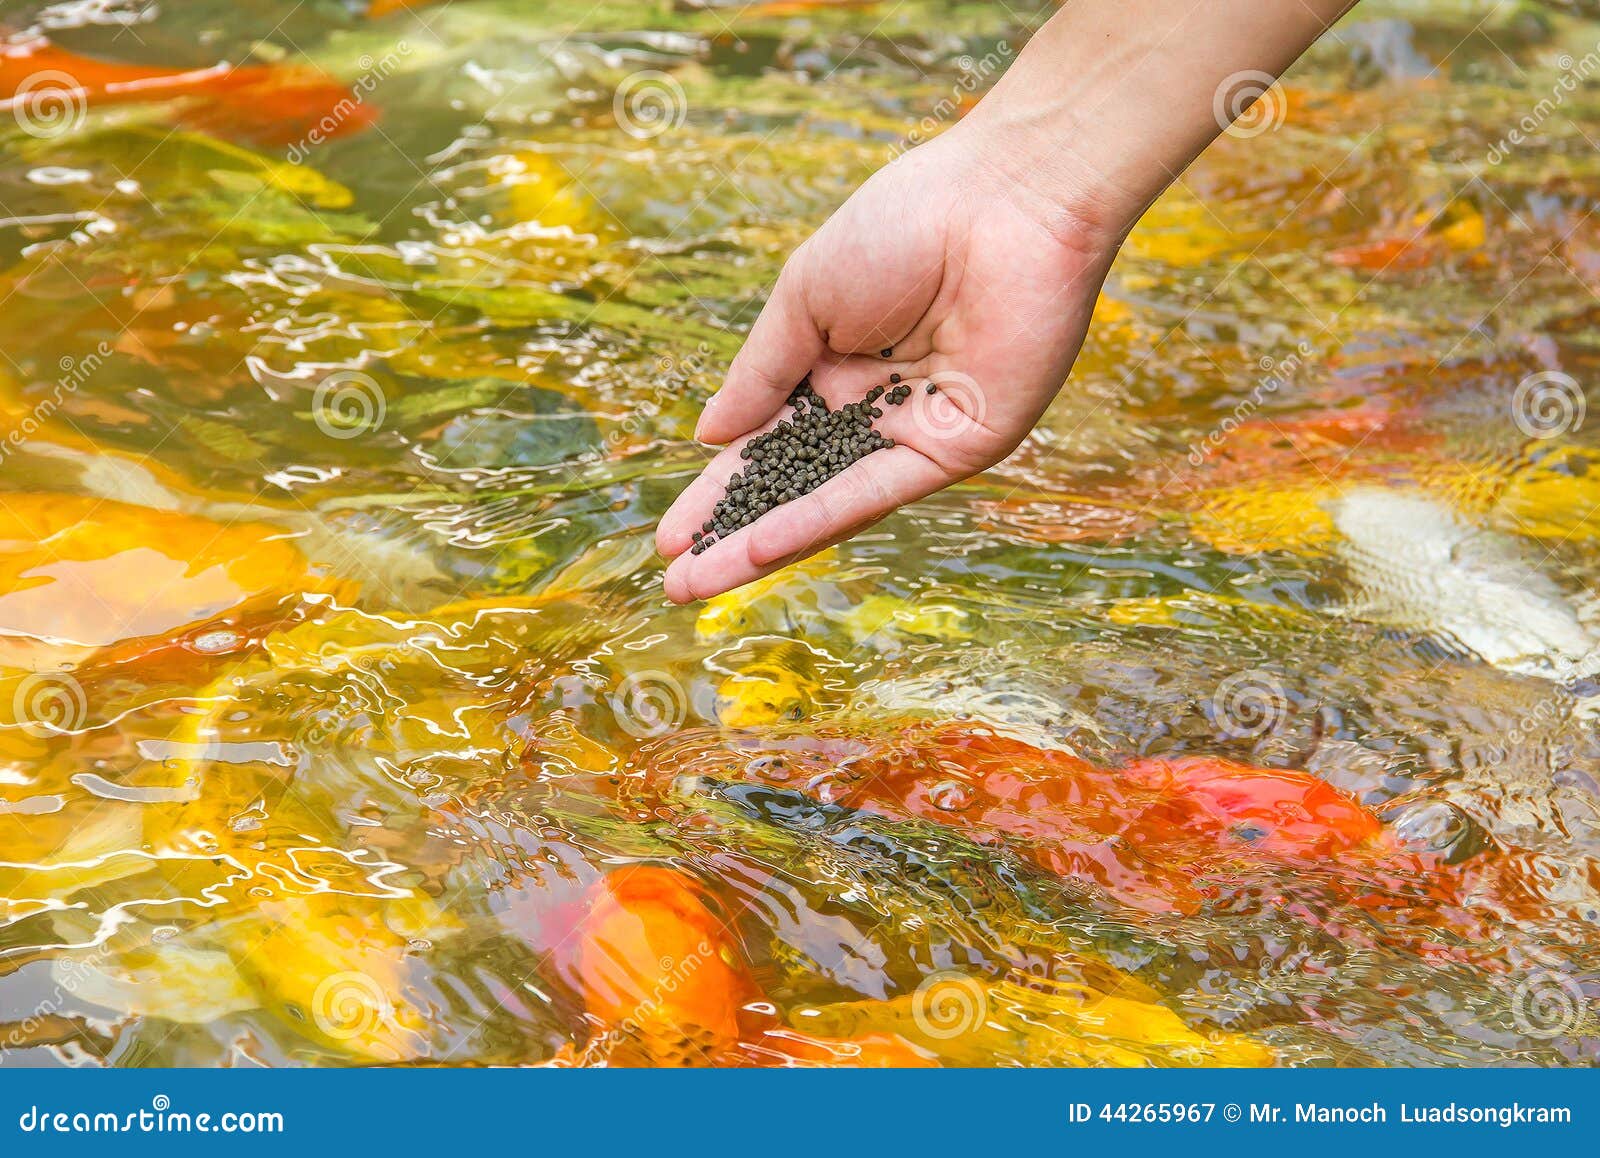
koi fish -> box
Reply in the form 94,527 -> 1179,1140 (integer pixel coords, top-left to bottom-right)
714,656 -> 819,728
623,724 -> 1512,961
574,864 -> 761,1065
795,972 -> 1274,1067
807,728 -> 1398,915
571,865 -> 933,1066
1329,487 -> 1599,684
0,493 -> 348,672
695,550 -> 969,649
59,942 -> 257,1026
0,43 -> 377,146
234,895 -> 430,1063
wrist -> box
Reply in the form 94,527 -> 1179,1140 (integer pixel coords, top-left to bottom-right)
951,0 -> 1356,246
947,100 -> 1145,253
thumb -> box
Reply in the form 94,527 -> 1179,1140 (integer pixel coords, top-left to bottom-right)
696,248 -> 825,444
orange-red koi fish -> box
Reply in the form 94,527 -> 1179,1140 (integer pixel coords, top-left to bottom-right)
0,42 -> 377,145
572,865 -> 933,1066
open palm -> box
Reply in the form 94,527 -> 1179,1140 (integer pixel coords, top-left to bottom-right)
656,130 -> 1120,603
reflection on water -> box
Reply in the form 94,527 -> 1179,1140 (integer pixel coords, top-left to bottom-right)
0,0 -> 1597,1067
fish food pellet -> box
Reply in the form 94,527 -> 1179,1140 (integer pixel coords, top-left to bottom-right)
689,374 -> 900,556
880,347 -> 893,358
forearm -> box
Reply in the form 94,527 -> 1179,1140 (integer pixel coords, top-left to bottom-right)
960,0 -> 1359,240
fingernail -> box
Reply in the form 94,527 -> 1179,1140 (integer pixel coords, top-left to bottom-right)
694,393 -> 722,442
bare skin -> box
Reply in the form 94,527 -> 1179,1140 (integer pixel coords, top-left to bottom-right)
657,0 -> 1360,604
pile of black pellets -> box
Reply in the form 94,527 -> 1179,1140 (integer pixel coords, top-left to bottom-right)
690,356 -> 935,555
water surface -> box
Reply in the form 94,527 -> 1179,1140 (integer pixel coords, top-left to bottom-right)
0,0 -> 1597,1067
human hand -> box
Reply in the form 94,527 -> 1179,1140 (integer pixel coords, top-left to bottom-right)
654,0 -> 1357,604
654,124 -> 1121,603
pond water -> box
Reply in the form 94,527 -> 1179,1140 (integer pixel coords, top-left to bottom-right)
0,0 -> 1597,1067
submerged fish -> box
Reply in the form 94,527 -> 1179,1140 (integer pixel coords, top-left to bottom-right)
623,723 -> 1514,963
696,550 -> 969,650
1328,487 -> 1599,685
574,864 -> 761,1066
568,862 -> 1271,1067
59,942 -> 257,1026
0,43 -> 378,147
234,895 -> 430,1063
570,865 -> 934,1067
795,972 -> 1274,1068
0,493 -> 350,674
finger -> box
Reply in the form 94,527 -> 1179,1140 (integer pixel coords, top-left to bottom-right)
659,354 -> 930,560
696,254 -> 825,444
806,351 -> 930,407
662,446 -> 947,603
656,424 -> 780,559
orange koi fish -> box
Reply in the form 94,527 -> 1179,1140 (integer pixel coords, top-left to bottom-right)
576,864 -> 761,1065
623,725 -> 1515,964
0,42 -> 377,145
572,865 -> 933,1066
